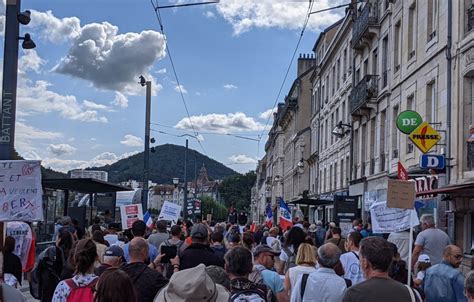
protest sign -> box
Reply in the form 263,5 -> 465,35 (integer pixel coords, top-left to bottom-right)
158,201 -> 181,223
120,204 -> 143,230
370,201 -> 419,233
6,221 -> 33,270
0,160 -> 43,221
387,179 -> 416,209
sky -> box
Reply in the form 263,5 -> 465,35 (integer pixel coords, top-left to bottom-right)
0,0 -> 345,176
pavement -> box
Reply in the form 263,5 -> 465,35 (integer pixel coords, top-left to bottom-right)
19,281 -> 38,302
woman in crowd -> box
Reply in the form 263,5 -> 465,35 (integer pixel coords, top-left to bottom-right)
3,236 -> 23,287
94,267 -> 137,302
284,243 -> 317,295
278,226 -> 306,274
92,230 -> 108,263
242,231 -> 255,251
52,238 -> 98,302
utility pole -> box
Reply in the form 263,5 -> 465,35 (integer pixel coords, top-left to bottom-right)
183,139 -> 188,221
140,76 -> 152,213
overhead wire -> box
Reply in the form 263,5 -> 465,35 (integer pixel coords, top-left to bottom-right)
151,0 -> 207,156
258,0 -> 315,141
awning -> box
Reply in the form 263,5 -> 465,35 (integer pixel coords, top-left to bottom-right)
416,183 -> 474,197
288,197 -> 333,206
42,178 -> 132,193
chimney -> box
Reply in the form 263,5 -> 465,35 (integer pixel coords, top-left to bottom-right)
297,53 -> 316,77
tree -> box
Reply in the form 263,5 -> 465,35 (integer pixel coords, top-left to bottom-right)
218,171 -> 256,211
200,196 -> 227,221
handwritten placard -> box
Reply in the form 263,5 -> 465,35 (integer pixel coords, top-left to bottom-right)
387,179 -> 416,209
370,201 -> 419,233
158,201 -> 181,223
0,160 -> 43,221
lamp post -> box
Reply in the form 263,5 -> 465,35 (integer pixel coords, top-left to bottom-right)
139,75 -> 152,213
172,177 -> 180,205
0,1 -> 35,159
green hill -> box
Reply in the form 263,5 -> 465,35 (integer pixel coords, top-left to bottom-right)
87,143 -> 239,183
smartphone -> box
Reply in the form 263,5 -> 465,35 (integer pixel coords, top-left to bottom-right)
160,245 -> 178,263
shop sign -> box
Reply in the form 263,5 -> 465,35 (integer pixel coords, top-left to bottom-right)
420,154 -> 445,169
409,122 -> 441,153
396,110 -> 423,134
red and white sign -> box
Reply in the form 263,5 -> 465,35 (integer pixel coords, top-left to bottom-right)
397,161 -> 408,181
120,204 -> 143,230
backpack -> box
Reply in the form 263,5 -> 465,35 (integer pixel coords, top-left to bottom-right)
64,278 -> 98,302
282,247 -> 296,273
248,266 -> 276,302
230,282 -> 268,302
162,239 -> 184,279
29,246 -> 64,299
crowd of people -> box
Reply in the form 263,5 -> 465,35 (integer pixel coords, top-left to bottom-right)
0,211 -> 472,302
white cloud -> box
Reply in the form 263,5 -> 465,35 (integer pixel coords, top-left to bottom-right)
17,80 -> 108,123
175,112 -> 265,133
53,20 -> 167,94
174,84 -> 188,94
204,11 -> 216,18
15,122 -> 62,156
18,50 -> 46,74
259,107 -> 277,119
83,100 -> 109,110
216,0 -> 345,35
29,10 -> 81,43
48,143 -> 77,156
120,134 -> 143,147
229,154 -> 257,164
223,84 -> 238,90
156,68 -> 167,74
111,92 -> 128,108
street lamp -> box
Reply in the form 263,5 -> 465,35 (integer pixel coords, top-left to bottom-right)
331,121 -> 352,138
172,177 -> 179,187
139,75 -> 152,213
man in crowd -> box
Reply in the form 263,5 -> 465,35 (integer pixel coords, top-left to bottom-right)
423,245 -> 467,302
210,230 -> 227,261
326,226 -> 346,253
340,231 -> 365,285
180,223 -> 224,269
253,245 -> 289,302
104,222 -> 121,246
95,245 -> 123,276
466,271 -> 474,302
343,237 -> 416,302
292,243 -> 346,302
412,214 -> 450,267
225,246 -> 268,301
122,220 -> 158,263
87,216 -> 105,237
121,237 -> 168,302
149,220 -> 169,251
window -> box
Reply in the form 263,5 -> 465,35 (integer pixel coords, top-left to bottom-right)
361,124 -> 367,174
340,158 -> 344,188
427,0 -> 437,41
330,113 -> 334,145
334,162 -> 338,189
468,0 -> 474,33
337,59 -> 341,90
346,156 -> 350,184
325,119 -> 328,148
343,48 -> 347,81
342,101 -> 346,123
406,95 -> 415,154
332,66 -> 336,96
363,59 -> 369,77
408,2 -> 417,60
382,36 -> 388,87
394,21 -> 401,72
370,118 -> 376,173
372,48 -> 378,76
380,110 -> 387,171
392,106 -> 400,158
426,81 -> 437,122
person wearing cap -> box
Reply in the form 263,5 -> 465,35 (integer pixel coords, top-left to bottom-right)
179,223 -> 224,270
95,245 -> 124,277
104,222 -> 121,246
253,244 -> 289,302
154,264 -> 229,302
414,254 -> 431,287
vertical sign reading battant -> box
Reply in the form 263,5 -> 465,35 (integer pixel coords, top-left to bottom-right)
0,160 -> 43,221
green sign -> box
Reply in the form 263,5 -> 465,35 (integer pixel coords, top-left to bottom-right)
396,110 -> 423,134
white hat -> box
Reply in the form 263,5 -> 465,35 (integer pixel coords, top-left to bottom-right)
418,254 -> 430,263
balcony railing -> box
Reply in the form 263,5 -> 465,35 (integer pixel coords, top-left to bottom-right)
350,74 -> 379,114
352,3 -> 379,49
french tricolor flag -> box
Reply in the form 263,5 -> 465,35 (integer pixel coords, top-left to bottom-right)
143,211 -> 154,229
279,198 -> 293,230
265,204 -> 273,228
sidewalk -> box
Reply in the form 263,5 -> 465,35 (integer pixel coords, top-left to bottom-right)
19,281 -> 38,302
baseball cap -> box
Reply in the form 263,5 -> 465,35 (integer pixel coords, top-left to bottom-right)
253,244 -> 281,257
308,224 -> 317,232
191,223 -> 208,239
104,245 -> 124,257
418,254 -> 430,263
329,222 -> 336,228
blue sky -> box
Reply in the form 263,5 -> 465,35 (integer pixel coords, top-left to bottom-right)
0,0 -> 344,175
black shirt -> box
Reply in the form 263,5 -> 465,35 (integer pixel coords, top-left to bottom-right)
122,262 -> 168,302
180,243 -> 225,270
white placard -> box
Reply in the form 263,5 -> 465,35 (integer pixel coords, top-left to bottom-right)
370,201 -> 419,234
120,204 -> 143,230
0,160 -> 43,221
158,201 -> 181,223
6,221 -> 33,270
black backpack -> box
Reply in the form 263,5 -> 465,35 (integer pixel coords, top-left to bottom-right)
230,283 -> 268,302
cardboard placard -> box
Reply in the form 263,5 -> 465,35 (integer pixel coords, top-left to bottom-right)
387,179 -> 416,209
120,204 -> 143,230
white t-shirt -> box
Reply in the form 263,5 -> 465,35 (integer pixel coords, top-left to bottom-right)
339,251 -> 365,285
416,270 -> 425,281
288,265 -> 317,292
104,234 -> 118,246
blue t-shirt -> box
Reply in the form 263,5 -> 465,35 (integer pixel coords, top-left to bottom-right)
254,264 -> 284,294
122,241 -> 158,263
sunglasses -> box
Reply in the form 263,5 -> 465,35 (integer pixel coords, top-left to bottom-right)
453,254 -> 463,260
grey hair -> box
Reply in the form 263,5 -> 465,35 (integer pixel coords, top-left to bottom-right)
317,243 -> 341,269
420,214 -> 435,226
103,255 -> 120,264
465,271 -> 474,297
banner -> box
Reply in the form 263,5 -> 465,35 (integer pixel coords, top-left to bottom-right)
370,201 -> 419,234
120,204 -> 143,230
158,201 -> 181,223
6,221 -> 33,270
0,160 -> 43,221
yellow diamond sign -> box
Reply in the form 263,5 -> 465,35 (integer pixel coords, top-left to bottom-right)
408,122 -> 441,153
